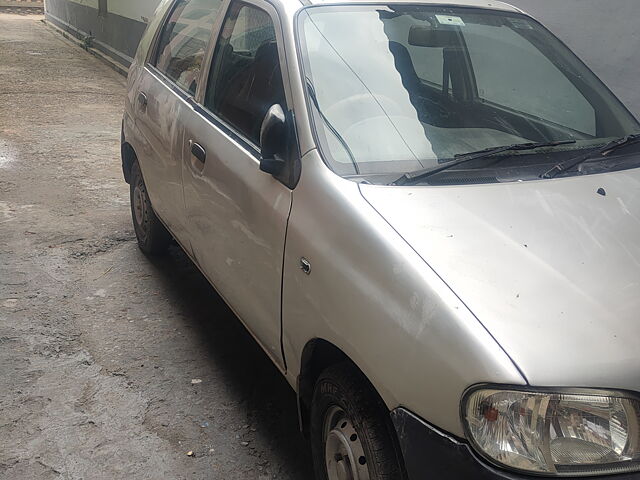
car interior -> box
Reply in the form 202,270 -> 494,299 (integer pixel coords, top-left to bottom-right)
211,40 -> 286,144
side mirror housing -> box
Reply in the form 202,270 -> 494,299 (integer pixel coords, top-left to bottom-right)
259,104 -> 287,175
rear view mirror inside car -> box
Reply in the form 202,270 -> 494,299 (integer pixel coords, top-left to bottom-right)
408,25 -> 458,47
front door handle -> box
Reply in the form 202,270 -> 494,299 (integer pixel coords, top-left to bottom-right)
189,140 -> 206,164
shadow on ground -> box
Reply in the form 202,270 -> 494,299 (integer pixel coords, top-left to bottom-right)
148,245 -> 313,476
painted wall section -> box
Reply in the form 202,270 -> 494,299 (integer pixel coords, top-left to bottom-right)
514,0 -> 640,120
65,0 -> 99,8
107,0 -> 160,22
45,0 -> 150,64
61,0 -> 157,21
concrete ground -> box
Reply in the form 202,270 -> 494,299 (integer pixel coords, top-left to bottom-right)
0,13 -> 311,480
0,0 -> 43,14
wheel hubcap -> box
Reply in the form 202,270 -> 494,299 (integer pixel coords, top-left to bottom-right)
133,182 -> 148,239
324,406 -> 369,480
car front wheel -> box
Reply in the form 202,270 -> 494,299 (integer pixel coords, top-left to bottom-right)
310,363 -> 406,480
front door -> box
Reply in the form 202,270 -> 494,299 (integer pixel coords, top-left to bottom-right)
181,0 -> 292,369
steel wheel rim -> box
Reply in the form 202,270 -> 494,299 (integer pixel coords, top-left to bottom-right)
133,181 -> 148,240
323,406 -> 369,480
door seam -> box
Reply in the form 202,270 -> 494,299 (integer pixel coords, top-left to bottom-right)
279,192 -> 295,373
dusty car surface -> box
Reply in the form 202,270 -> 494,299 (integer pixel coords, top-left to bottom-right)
121,0 -> 640,477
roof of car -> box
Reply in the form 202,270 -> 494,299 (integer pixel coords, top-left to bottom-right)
301,0 -> 522,12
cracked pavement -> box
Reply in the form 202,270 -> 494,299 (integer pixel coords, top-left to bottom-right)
0,13 -> 311,480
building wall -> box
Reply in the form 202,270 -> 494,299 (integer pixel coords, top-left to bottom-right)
44,0 -> 159,65
44,0 -> 640,117
513,0 -> 640,119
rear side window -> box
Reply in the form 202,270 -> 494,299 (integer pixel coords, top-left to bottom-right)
204,2 -> 286,145
154,0 -> 223,95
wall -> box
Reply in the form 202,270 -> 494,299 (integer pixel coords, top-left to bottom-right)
511,0 -> 640,118
44,0 -> 159,66
44,0 -> 640,117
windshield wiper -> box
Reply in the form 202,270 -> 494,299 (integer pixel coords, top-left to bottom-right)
392,140 -> 576,186
542,134 -> 640,179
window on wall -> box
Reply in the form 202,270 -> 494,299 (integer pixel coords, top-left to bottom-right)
204,2 -> 286,144
154,0 -> 223,95
98,0 -> 107,16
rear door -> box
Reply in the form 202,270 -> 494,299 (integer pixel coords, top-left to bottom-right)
134,0 -> 223,243
180,0 -> 292,369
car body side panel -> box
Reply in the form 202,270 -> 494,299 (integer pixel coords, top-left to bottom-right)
122,0 -> 168,171
131,67 -> 191,242
124,0 -> 193,244
122,0 -> 173,157
281,150 -> 525,437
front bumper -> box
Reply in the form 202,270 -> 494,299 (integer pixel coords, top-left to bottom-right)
391,408 -> 640,480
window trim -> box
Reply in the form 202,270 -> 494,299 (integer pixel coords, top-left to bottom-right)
193,102 -> 263,160
144,64 -> 193,102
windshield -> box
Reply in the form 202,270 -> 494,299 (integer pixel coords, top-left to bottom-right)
297,5 -> 640,183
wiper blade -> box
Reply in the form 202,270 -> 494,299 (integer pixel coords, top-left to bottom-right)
542,134 -> 640,179
392,140 -> 576,186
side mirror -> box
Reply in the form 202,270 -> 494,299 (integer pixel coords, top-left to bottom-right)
259,104 -> 287,175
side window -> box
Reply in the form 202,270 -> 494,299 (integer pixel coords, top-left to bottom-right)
154,0 -> 223,95
204,2 -> 286,145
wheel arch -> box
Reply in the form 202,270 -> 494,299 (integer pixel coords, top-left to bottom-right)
297,338 -> 409,478
121,140 -> 137,184
297,339 -> 387,435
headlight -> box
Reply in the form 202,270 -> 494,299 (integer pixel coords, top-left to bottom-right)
463,387 -> 640,476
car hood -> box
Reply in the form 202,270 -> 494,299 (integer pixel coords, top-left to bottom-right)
360,170 -> 640,391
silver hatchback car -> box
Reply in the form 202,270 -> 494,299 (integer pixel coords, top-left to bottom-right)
122,0 -> 640,478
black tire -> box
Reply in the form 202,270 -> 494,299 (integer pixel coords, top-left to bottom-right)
310,363 -> 406,480
130,161 -> 171,255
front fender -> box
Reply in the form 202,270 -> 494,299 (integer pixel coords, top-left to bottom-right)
281,150 -> 525,437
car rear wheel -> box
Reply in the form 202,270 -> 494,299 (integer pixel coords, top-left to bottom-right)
310,363 -> 406,480
130,161 -> 171,255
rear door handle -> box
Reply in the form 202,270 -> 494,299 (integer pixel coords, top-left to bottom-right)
137,91 -> 148,108
189,140 -> 206,164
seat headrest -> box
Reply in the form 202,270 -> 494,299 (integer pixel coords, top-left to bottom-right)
255,41 -> 278,63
